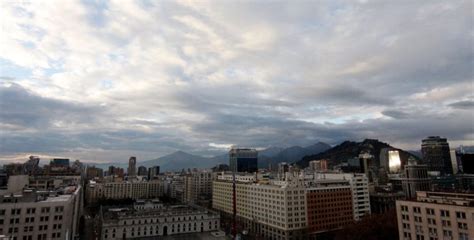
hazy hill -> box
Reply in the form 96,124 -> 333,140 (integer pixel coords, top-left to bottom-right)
259,142 -> 331,168
296,139 -> 418,168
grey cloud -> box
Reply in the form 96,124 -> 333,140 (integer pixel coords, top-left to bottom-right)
381,110 -> 410,119
0,83 -> 104,129
448,100 -> 474,109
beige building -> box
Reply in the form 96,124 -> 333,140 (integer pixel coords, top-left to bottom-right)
0,186 -> 82,240
212,173 -> 307,239
396,191 -> 474,240
184,171 -> 213,205
86,180 -> 164,203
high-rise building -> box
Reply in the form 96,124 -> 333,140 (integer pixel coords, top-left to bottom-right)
277,162 -> 290,179
184,170 -> 213,206
306,180 -> 354,235
309,160 -> 328,172
128,156 -> 137,178
212,173 -> 307,239
85,166 -> 103,180
422,136 -> 452,175
317,173 -> 371,221
396,191 -> 474,240
460,153 -> 474,174
229,148 -> 258,173
380,149 -> 403,173
148,166 -> 160,180
137,166 -> 147,176
401,158 -> 430,199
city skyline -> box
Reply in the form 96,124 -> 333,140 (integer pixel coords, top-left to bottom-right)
1,1 -> 473,163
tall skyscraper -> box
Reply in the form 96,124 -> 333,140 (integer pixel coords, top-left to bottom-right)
128,156 -> 137,178
229,148 -> 258,173
421,136 -> 452,175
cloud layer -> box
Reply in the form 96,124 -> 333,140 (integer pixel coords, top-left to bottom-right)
0,0 -> 472,163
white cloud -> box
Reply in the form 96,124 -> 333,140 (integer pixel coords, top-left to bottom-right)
0,0 -> 472,162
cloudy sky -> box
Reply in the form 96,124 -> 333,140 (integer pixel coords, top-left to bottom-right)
0,0 -> 472,163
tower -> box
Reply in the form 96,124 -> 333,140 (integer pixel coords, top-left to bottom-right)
229,148 -> 258,173
421,136 -> 452,175
128,156 -> 137,178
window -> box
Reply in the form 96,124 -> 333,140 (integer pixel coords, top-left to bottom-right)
427,218 -> 436,225
443,230 -> 452,237
456,212 -> 466,219
11,209 -> 21,215
440,210 -> 450,217
413,207 -> 421,214
41,207 -> 50,214
442,220 -> 451,227
459,233 -> 469,240
458,222 -> 468,230
426,208 -> 435,215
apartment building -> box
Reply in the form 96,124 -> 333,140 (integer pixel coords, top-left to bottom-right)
184,171 -> 213,205
396,191 -> 474,240
0,186 -> 82,240
100,200 -> 220,239
213,173 -> 307,239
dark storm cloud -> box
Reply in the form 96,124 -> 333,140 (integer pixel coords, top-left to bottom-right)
0,83 -> 103,129
448,100 -> 474,109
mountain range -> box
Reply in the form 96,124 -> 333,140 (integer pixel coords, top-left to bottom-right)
89,142 -> 331,171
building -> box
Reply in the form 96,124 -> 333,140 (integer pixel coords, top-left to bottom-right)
99,200 -> 220,239
422,136 -> 452,175
0,186 -> 82,240
277,162 -> 290,179
318,173 -> 371,221
137,166 -> 147,176
148,166 -> 160,180
396,191 -> 474,240
86,180 -> 164,204
107,166 -> 125,178
306,180 -> 353,236
86,166 -> 104,180
370,189 -> 405,214
184,171 -> 213,206
380,149 -> 403,174
213,173 -> 307,239
401,158 -> 430,199
309,160 -> 328,172
48,158 -> 71,172
128,157 -> 137,178
460,153 -> 474,174
229,148 -> 258,173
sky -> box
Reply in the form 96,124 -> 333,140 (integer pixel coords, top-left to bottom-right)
0,0 -> 473,163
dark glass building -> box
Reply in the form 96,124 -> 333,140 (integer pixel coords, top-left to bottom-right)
421,136 -> 452,175
229,148 -> 258,173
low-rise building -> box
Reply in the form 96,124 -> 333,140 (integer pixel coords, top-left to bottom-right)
99,200 -> 220,239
